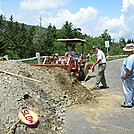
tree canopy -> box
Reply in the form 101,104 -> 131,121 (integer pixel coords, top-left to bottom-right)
0,15 -> 133,59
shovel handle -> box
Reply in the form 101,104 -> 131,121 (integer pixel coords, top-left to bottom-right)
0,70 -> 42,83
84,69 -> 92,82
7,120 -> 20,134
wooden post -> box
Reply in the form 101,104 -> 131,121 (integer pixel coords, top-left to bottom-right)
36,52 -> 41,64
4,55 -> 8,60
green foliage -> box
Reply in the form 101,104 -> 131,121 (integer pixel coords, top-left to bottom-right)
0,15 -> 133,60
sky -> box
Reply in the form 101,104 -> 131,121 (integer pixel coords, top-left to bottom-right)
0,0 -> 134,41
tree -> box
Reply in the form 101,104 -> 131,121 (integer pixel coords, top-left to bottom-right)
1,14 -> 134,59
99,29 -> 113,54
127,39 -> 134,43
100,29 -> 112,42
119,37 -> 126,48
61,21 -> 74,38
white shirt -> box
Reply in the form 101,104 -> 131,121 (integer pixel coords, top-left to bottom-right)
97,49 -> 106,64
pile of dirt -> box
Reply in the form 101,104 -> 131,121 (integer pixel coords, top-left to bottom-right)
0,61 -> 99,134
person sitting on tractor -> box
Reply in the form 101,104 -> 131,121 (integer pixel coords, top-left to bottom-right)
65,47 -> 78,58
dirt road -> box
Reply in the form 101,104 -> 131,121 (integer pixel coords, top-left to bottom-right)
64,59 -> 134,134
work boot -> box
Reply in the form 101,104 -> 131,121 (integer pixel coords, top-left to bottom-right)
99,85 -> 109,89
121,102 -> 133,108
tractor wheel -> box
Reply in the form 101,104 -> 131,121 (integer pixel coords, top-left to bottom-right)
78,63 -> 90,81
78,66 -> 86,81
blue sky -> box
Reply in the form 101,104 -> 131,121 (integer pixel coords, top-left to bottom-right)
0,0 -> 134,40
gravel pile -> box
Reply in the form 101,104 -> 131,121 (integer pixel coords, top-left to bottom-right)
0,61 -> 95,134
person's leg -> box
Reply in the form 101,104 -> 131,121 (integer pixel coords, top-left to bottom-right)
122,79 -> 134,106
100,64 -> 107,87
131,80 -> 134,104
94,65 -> 104,87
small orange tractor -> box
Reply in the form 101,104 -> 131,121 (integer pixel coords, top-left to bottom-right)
35,38 -> 92,81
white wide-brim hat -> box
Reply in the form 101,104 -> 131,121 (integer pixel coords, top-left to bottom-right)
123,43 -> 134,51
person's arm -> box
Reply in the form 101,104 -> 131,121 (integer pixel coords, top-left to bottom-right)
123,58 -> 133,79
74,52 -> 78,55
124,69 -> 131,79
65,52 -> 68,56
91,59 -> 101,70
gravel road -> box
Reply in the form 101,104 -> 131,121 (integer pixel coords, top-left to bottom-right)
64,59 -> 134,134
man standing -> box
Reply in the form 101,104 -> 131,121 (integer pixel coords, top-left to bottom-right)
91,45 -> 109,89
121,43 -> 134,108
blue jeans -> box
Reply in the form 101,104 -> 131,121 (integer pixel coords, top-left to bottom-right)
122,79 -> 134,106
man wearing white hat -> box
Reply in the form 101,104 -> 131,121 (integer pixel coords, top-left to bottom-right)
121,43 -> 134,108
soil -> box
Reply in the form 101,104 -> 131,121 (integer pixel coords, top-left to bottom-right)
0,61 -> 101,134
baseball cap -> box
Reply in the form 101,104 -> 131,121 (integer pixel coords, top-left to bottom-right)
92,45 -> 98,49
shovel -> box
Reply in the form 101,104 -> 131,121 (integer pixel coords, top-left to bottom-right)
81,69 -> 92,85
0,70 -> 42,83
84,69 -> 92,82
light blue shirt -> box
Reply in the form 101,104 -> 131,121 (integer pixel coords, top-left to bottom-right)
121,54 -> 134,80
65,51 -> 76,56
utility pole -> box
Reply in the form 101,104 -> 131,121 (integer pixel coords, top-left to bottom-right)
39,16 -> 42,28
39,16 -> 42,39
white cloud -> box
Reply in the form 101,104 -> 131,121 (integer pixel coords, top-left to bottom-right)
19,0 -> 134,40
82,0 -> 134,40
92,15 -> 126,39
41,5 -> 127,40
42,6 -> 98,32
73,6 -> 98,24
92,0 -> 134,40
121,0 -> 134,13
119,0 -> 134,39
20,0 -> 71,10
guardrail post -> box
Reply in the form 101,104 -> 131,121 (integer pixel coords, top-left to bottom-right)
36,52 -> 41,64
4,55 -> 9,60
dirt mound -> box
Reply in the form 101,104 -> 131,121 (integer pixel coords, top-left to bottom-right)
0,61 -> 98,134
